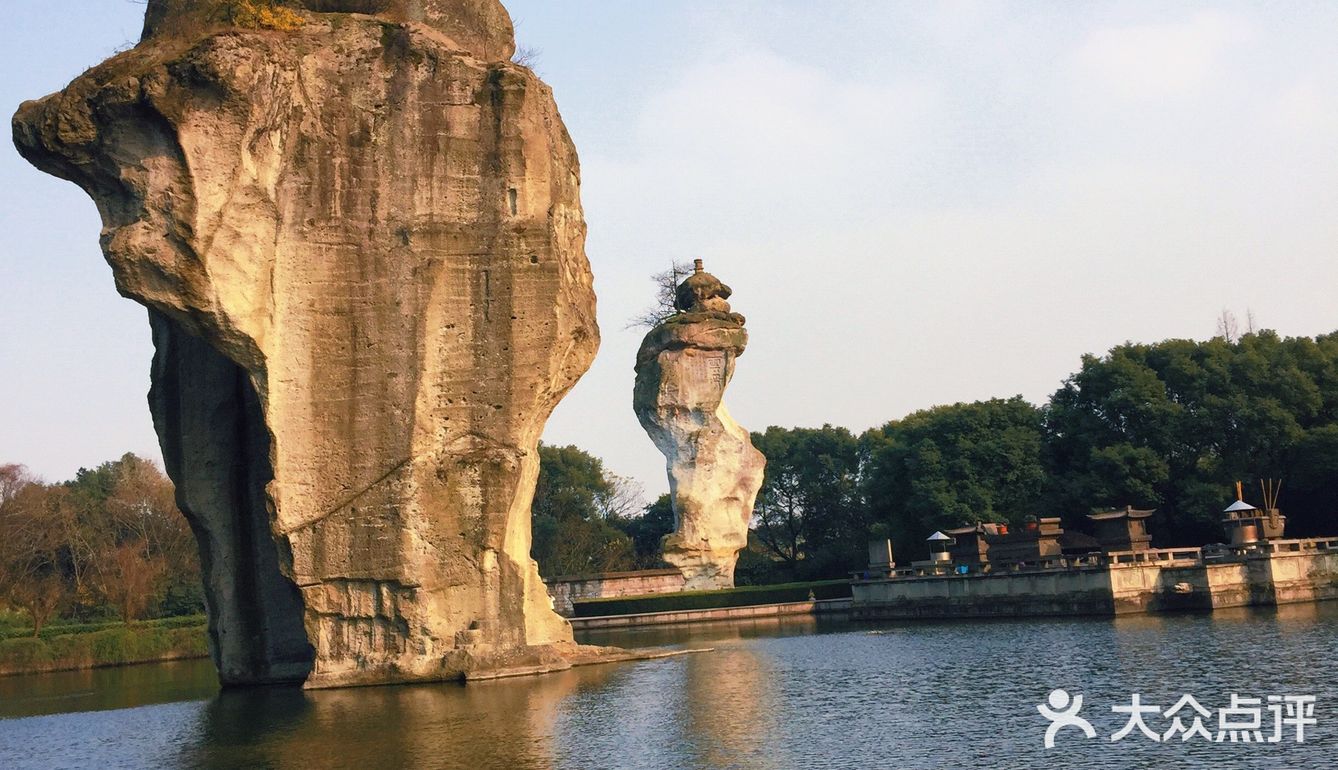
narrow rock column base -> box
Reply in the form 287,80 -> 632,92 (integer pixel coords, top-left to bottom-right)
662,548 -> 739,591
302,643 -> 711,688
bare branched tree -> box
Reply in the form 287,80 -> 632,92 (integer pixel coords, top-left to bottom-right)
1216,308 -> 1259,343
1216,309 -> 1240,343
627,260 -> 695,330
0,464 -> 34,507
1,454 -> 197,629
594,474 -> 646,521
511,46 -> 541,70
95,542 -> 169,623
104,455 -> 192,565
0,482 -> 74,635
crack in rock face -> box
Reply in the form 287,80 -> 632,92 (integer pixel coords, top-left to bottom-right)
12,0 -> 598,688
633,262 -> 766,590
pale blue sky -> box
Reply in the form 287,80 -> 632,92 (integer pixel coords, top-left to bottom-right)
4,1 -> 1337,503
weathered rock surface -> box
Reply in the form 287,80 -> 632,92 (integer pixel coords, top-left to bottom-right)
141,0 -> 517,62
14,0 -> 598,687
633,262 -> 765,590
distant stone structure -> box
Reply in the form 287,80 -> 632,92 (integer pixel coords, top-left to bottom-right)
544,568 -> 686,617
633,260 -> 766,590
1088,507 -> 1155,552
1222,480 -> 1287,545
854,495 -> 1338,618
14,0 -> 604,687
945,518 -> 1068,567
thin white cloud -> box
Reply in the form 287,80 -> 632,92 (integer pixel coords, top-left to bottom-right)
1272,81 -> 1338,138
623,48 -> 941,225
1074,11 -> 1252,100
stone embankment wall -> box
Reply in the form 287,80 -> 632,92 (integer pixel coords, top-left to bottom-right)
569,598 -> 852,631
545,569 -> 685,617
852,539 -> 1338,619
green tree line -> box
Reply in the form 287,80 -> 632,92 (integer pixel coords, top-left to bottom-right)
753,330 -> 1338,581
531,330 -> 1338,584
8,330 -> 1338,627
529,444 -> 674,577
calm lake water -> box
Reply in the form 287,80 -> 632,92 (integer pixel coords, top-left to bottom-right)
2,606 -> 1336,769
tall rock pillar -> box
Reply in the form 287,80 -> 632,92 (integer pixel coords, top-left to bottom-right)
13,0 -> 598,687
633,261 -> 766,590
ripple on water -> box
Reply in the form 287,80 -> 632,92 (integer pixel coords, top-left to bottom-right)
1,604 -> 1335,769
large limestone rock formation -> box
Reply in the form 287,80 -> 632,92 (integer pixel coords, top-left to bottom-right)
13,0 -> 598,687
633,261 -> 765,590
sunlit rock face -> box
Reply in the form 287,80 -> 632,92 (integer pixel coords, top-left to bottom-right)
633,262 -> 766,590
13,0 -> 598,688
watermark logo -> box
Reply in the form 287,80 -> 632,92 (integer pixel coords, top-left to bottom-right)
1039,690 -> 1317,748
1037,689 -> 1096,748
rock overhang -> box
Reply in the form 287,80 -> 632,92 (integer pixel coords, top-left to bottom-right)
13,0 -> 601,688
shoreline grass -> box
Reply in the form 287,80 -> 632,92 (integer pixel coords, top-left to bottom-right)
0,618 -> 209,677
0,614 -> 206,642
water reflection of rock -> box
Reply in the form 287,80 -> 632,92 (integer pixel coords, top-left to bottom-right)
578,615 -> 822,651
14,608 -> 1338,768
177,666 -> 613,769
681,644 -> 781,768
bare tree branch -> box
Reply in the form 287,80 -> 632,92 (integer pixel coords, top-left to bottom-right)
626,260 -> 695,330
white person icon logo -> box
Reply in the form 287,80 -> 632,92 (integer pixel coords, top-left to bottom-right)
1037,689 -> 1316,748
1038,689 -> 1097,749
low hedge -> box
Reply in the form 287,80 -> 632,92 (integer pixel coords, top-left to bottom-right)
0,613 -> 206,642
571,579 -> 852,618
0,621 -> 209,676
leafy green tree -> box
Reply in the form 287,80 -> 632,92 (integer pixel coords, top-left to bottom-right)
531,444 -> 609,524
751,425 -> 864,580
862,397 -> 1046,561
734,533 -> 788,586
530,444 -> 651,577
1042,331 -> 1338,544
617,494 -> 675,568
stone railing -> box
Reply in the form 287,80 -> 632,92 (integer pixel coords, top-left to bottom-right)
1217,537 -> 1338,558
1104,547 -> 1203,566
855,538 -> 1338,582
